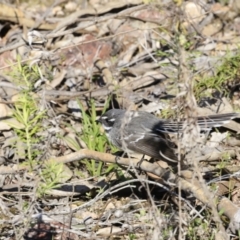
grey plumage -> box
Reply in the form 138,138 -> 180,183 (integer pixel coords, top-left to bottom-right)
98,109 -> 239,164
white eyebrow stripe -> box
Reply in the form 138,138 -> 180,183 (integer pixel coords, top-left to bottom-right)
108,118 -> 115,122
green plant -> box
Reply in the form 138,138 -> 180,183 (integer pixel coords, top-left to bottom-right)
194,50 -> 240,100
11,92 -> 46,168
158,108 -> 175,119
187,216 -> 214,240
64,99 -> 118,176
38,160 -> 64,196
80,100 -> 118,176
5,57 -> 46,169
162,226 -> 173,239
5,56 -> 58,197
128,233 -> 137,240
215,150 -> 231,177
13,55 -> 41,89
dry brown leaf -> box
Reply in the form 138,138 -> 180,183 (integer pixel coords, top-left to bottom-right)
0,118 -> 24,131
49,69 -> 67,89
0,102 -> 12,117
0,3 -> 57,29
96,226 -> 122,236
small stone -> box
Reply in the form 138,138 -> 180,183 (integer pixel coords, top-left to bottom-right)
114,209 -> 124,218
65,2 -> 78,12
183,2 -> 205,24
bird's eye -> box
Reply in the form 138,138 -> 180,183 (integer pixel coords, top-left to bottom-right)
104,117 -> 115,126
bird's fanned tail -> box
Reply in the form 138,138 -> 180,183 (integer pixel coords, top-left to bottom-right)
157,113 -> 239,133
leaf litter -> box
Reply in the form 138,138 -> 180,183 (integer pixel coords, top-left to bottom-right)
1,0 -> 240,239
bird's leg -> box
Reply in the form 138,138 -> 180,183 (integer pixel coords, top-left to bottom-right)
114,151 -> 126,163
136,154 -> 146,168
203,129 -> 211,144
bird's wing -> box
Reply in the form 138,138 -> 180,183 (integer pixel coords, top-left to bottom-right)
115,131 -> 178,163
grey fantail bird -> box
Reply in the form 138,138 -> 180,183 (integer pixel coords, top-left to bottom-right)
97,109 -> 238,165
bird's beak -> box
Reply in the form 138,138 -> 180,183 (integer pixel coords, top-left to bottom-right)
95,118 -> 101,123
